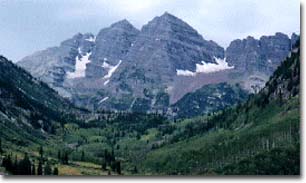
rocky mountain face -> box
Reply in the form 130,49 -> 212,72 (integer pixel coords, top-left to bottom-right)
17,12 -> 299,115
18,33 -> 95,98
86,20 -> 140,78
226,33 -> 298,92
102,12 -> 226,112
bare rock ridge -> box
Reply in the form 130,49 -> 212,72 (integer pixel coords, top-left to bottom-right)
17,12 -> 299,114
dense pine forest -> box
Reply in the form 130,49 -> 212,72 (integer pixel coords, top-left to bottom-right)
0,41 -> 300,175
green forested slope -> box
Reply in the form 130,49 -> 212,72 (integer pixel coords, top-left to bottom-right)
172,83 -> 248,118
0,56 -> 84,149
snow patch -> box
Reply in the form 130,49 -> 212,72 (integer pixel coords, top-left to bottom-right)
85,36 -> 96,42
98,97 -> 109,104
196,57 -> 234,73
103,60 -> 122,79
176,57 -> 234,76
176,69 -> 196,76
104,80 -> 110,86
102,61 -> 112,69
66,50 -> 91,79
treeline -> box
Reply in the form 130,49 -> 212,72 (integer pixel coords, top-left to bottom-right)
0,146 -> 59,175
1,153 -> 58,175
101,149 -> 121,175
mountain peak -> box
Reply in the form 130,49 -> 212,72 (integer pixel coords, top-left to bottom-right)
160,11 -> 177,19
110,19 -> 136,29
142,12 -> 192,33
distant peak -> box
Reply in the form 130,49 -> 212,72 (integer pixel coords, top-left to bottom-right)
72,33 -> 83,39
160,11 -> 178,19
292,32 -> 299,36
111,19 -> 134,29
146,12 -> 186,27
272,32 -> 289,40
246,36 -> 255,40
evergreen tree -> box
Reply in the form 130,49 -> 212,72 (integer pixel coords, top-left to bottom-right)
18,153 -> 32,175
111,148 -> 115,161
53,167 -> 59,175
37,160 -> 43,175
136,133 -> 141,140
63,151 -> 69,165
278,89 -> 283,105
31,163 -> 36,175
2,154 -> 13,173
81,150 -> 85,161
44,161 -> 52,175
116,161 -> 121,175
111,161 -> 116,171
104,149 -> 110,165
101,161 -> 107,171
13,155 -> 18,174
39,146 -> 44,160
57,150 -> 61,162
0,139 -> 3,155
132,166 -> 138,174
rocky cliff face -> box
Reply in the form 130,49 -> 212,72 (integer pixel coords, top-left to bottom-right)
226,33 -> 292,74
18,33 -> 95,97
225,32 -> 298,92
86,20 -> 139,78
17,12 -> 298,114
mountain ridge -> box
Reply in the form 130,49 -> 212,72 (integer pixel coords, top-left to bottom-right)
17,12 -> 299,114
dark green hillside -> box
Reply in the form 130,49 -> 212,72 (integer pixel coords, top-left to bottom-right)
140,43 -> 300,175
0,56 -> 82,146
172,83 -> 248,118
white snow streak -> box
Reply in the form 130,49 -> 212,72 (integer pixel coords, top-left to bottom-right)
103,60 -> 122,79
98,97 -> 109,104
176,57 -> 234,76
85,36 -> 96,42
101,60 -> 122,85
104,80 -> 110,86
176,69 -> 195,76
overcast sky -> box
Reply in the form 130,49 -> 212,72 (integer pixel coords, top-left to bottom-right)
0,0 -> 300,62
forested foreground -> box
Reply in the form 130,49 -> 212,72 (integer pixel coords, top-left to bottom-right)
0,43 -> 300,175
0,98 -> 300,175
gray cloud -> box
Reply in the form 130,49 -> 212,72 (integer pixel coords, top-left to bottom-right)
0,0 -> 300,61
